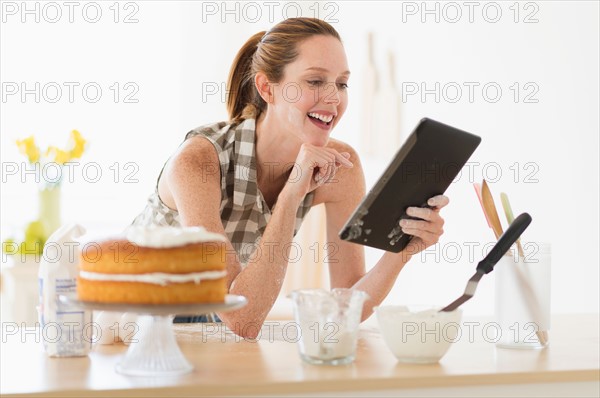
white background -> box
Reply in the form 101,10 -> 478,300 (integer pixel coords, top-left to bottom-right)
1,1 -> 598,315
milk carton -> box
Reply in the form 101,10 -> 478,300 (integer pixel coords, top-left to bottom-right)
38,223 -> 93,357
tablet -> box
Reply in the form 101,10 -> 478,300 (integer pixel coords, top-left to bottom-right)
339,118 -> 481,253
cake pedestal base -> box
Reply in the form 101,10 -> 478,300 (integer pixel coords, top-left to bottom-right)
59,295 -> 247,376
116,314 -> 193,376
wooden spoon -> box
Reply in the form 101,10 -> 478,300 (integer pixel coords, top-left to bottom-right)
481,180 -> 504,240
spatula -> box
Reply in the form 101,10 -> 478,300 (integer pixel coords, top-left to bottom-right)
440,213 -> 532,312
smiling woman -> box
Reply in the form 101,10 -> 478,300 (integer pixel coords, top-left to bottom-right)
129,17 -> 448,338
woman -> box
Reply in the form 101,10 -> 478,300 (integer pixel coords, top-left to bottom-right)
132,18 -> 448,338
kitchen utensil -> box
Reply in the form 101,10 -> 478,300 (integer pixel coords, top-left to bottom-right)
440,213 -> 532,312
481,180 -> 504,239
373,50 -> 402,159
473,183 -> 492,228
500,192 -> 525,258
360,32 -> 378,157
499,193 -> 547,344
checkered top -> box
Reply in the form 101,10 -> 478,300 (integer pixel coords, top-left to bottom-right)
131,118 -> 315,266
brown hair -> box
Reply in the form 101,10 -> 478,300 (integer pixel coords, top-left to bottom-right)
226,18 -> 341,123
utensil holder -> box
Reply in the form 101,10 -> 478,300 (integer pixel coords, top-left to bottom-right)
495,243 -> 551,349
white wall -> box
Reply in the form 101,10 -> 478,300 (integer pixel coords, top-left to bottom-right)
1,1 -> 598,314
334,1 -> 600,314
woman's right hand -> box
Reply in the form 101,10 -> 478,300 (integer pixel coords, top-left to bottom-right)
282,143 -> 354,201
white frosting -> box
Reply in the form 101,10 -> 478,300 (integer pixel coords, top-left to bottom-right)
375,305 -> 462,363
125,226 -> 226,248
299,322 -> 356,360
79,270 -> 227,286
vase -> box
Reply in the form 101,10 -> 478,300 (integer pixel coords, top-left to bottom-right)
38,185 -> 61,239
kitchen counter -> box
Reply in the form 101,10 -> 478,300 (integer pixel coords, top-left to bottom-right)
1,314 -> 599,397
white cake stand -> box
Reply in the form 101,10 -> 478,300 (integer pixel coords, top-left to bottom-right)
59,294 -> 247,376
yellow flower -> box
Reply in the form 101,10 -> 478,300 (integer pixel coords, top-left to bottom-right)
16,136 -> 41,163
46,146 -> 70,165
68,129 -> 87,160
17,130 -> 87,165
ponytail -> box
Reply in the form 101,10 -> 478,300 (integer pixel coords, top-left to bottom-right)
226,31 -> 266,123
226,18 -> 342,124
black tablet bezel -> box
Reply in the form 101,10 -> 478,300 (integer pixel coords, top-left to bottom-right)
338,118 -> 481,253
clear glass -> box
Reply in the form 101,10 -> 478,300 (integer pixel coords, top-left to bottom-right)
495,243 -> 551,349
289,288 -> 368,365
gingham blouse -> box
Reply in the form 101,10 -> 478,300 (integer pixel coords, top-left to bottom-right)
131,118 -> 315,266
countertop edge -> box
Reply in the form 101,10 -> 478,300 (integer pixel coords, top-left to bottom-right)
3,369 -> 599,397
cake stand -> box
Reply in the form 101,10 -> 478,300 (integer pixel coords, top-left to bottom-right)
59,294 -> 247,376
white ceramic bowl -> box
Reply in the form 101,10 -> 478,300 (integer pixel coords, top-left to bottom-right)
375,305 -> 462,363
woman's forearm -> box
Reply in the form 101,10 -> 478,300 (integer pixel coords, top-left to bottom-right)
351,251 -> 413,322
218,189 -> 302,338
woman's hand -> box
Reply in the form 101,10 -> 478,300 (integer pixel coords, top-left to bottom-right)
400,195 -> 449,257
282,143 -> 354,201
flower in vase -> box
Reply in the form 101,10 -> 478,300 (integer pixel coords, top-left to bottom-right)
3,130 -> 88,256
16,136 -> 41,163
44,129 -> 87,167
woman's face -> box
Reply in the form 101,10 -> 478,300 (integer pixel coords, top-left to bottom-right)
268,35 -> 350,147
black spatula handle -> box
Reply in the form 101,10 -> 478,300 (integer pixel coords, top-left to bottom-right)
477,213 -> 532,274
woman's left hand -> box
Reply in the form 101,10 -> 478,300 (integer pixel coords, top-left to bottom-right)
399,195 -> 449,257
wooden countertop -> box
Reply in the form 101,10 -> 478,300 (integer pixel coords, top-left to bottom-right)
1,314 -> 598,397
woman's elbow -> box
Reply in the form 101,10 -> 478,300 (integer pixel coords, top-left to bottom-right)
218,312 -> 264,340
